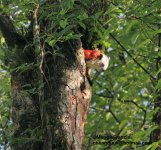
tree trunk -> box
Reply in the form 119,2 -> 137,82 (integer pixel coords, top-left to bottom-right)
0,13 -> 92,150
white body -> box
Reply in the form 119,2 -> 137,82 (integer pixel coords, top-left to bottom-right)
86,54 -> 110,71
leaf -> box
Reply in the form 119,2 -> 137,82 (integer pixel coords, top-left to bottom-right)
125,20 -> 138,34
59,25 -> 74,36
120,145 -> 129,150
0,37 -> 5,44
59,19 -> 68,28
138,39 -> 151,48
133,131 -> 145,142
119,120 -> 128,130
144,126 -> 158,137
78,21 -> 86,29
151,29 -> 161,35
155,79 -> 161,90
158,51 -> 161,57
131,33 -> 139,45
156,68 -> 161,76
48,39 -> 56,47
119,126 -> 129,136
146,142 -> 158,150
77,13 -> 88,20
106,113 -> 111,120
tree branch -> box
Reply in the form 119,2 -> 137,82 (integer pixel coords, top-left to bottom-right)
0,14 -> 26,47
124,99 -> 146,127
108,98 -> 121,124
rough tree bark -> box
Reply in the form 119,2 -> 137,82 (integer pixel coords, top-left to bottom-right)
0,8 -> 92,150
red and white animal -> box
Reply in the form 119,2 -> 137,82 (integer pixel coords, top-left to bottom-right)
84,49 -> 110,85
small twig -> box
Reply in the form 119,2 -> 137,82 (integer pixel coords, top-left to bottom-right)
109,109 -> 121,124
96,80 -> 115,98
94,80 -> 120,123
108,98 -> 121,124
95,93 -> 113,99
124,99 -> 146,127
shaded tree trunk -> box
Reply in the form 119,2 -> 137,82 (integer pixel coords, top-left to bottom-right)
0,10 -> 92,150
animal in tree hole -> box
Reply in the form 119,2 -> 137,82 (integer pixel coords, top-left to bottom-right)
84,49 -> 110,85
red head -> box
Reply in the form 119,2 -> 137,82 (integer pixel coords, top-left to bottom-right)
84,49 -> 110,71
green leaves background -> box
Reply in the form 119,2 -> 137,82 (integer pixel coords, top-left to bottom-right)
0,0 -> 161,149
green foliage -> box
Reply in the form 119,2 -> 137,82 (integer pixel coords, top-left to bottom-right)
84,0 -> 161,149
0,0 -> 161,149
0,63 -> 11,150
